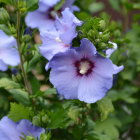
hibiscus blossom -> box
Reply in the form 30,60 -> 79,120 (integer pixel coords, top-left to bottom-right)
49,38 -> 123,103
0,117 -> 45,140
0,30 -> 20,71
25,0 -> 78,32
39,8 -> 82,61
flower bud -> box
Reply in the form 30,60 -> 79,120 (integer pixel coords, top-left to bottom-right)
22,35 -> 32,42
0,8 -> 10,24
95,39 -> 100,43
101,33 -> 110,42
32,116 -> 41,126
42,114 -> 49,123
99,20 -> 106,31
87,30 -> 95,37
100,42 -> 107,49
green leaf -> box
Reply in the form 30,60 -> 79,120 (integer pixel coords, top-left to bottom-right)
67,106 -> 80,121
107,86 -> 138,103
0,24 -> 11,35
94,117 -> 121,140
75,12 -> 91,21
0,78 -> 20,90
26,0 -> 38,11
0,78 -> 30,105
48,108 -> 69,129
9,89 -> 30,105
97,97 -> 114,121
8,103 -> 34,122
0,8 -> 10,24
29,74 -> 40,94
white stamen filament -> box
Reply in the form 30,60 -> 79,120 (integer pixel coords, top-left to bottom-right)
79,61 -> 90,74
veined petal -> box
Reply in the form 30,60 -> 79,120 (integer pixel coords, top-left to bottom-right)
0,47 -> 20,66
49,49 -> 79,69
50,69 -> 80,99
38,2 -> 50,12
60,26 -> 77,44
17,119 -> 45,138
0,30 -> 17,49
78,72 -> 113,103
0,117 -> 45,140
0,117 -> 20,140
25,10 -> 55,32
40,30 -> 71,60
61,8 -> 82,26
0,30 -> 20,67
39,37 -> 69,60
113,64 -> 124,74
75,38 -> 97,58
50,50 -> 80,99
0,60 -> 8,71
92,54 -> 114,78
55,8 -> 82,33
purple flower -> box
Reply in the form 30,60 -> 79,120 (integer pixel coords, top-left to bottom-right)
49,38 -> 123,103
25,0 -> 78,32
0,30 -> 20,71
25,0 -> 60,32
0,117 -> 45,140
39,8 -> 82,61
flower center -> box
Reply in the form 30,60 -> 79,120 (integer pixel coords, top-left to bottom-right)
55,37 -> 62,43
79,61 -> 91,74
75,58 -> 94,76
48,8 -> 62,20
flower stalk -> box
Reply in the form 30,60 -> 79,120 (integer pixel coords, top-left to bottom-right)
16,10 -> 32,94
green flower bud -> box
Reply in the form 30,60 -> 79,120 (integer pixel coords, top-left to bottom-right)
100,42 -> 107,48
8,25 -> 16,35
87,30 -> 95,37
101,33 -> 110,42
95,39 -> 100,43
42,114 -> 49,123
0,8 -> 10,24
99,20 -> 106,31
22,35 -> 32,42
32,116 -> 41,126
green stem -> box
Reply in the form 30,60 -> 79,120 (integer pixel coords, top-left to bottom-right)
16,11 -> 32,94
